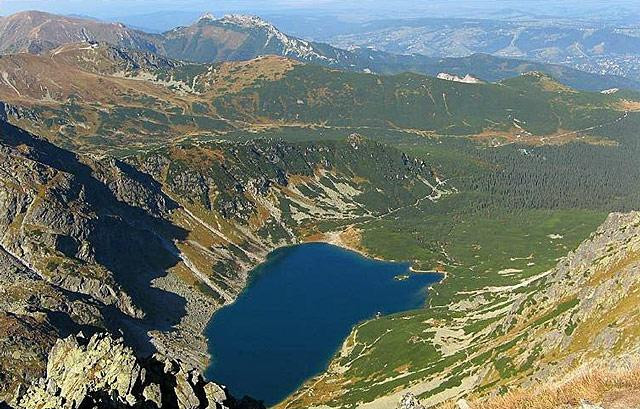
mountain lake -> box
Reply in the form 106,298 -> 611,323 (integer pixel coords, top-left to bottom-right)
205,242 -> 441,406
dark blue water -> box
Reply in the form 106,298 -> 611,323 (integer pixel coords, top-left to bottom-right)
204,243 -> 440,406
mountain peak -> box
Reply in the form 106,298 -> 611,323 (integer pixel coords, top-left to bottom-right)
197,12 -> 216,22
193,13 -> 277,32
9,9 -> 54,19
218,14 -> 275,30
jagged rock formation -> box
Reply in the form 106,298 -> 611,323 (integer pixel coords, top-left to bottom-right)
15,333 -> 262,409
397,393 -> 425,409
2,14 -> 639,408
0,118 -> 188,403
436,73 -> 483,84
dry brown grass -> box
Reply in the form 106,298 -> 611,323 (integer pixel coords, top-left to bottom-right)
208,56 -> 299,95
443,361 -> 640,409
469,127 -> 617,147
617,100 -> 640,112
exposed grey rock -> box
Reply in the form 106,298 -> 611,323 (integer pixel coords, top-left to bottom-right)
489,211 -> 640,401
18,333 -> 141,408
142,382 -> 162,406
397,393 -> 425,409
17,333 -> 255,409
204,383 -> 228,409
174,369 -> 202,409
0,119 -> 203,401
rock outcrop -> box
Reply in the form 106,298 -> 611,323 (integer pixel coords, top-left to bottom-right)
16,333 -> 262,409
397,393 -> 425,409
0,118 -> 193,402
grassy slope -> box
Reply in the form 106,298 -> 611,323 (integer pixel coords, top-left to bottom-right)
281,197 -> 607,408
439,361 -> 640,409
0,47 -> 632,157
3,48 -> 640,407
279,113 -> 640,408
214,65 -> 623,136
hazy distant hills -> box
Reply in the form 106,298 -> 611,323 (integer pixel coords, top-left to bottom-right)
323,16 -> 640,58
322,17 -> 640,82
0,10 -> 160,54
2,10 -> 640,92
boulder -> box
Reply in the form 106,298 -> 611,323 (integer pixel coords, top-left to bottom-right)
16,333 -> 260,409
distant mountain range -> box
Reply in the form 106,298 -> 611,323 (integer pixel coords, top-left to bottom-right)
0,41 -> 632,155
320,17 -> 640,82
1,10 -> 640,92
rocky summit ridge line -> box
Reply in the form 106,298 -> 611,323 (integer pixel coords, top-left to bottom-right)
15,332 -> 263,409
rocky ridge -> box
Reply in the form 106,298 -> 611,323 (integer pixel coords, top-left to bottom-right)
14,332 -> 262,409
0,118 -> 188,403
0,10 -> 159,55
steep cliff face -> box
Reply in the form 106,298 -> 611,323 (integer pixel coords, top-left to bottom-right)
0,122 -> 171,317
16,333 -> 262,409
0,119 -> 187,403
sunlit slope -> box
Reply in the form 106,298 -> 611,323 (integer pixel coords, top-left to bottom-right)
214,65 -> 626,136
0,43 -> 635,154
3,11 -> 636,92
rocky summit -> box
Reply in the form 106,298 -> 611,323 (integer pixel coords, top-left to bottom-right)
14,332 -> 263,409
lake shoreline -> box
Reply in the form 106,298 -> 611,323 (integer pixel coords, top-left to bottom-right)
308,228 -> 448,280
203,241 -> 441,406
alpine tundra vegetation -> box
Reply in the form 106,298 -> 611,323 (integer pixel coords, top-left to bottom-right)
1,2 -> 640,409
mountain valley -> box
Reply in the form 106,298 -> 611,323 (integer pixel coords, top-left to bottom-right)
0,116 -> 448,406
1,6 -> 640,409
